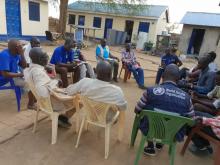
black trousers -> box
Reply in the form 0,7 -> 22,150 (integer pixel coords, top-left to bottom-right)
192,126 -> 219,148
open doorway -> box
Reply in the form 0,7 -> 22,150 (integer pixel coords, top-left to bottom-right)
187,29 -> 206,55
125,20 -> 134,43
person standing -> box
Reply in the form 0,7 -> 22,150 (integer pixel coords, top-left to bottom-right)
96,39 -> 120,82
121,43 -> 145,89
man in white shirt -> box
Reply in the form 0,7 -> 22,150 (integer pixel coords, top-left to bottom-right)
23,37 -> 40,65
24,47 -> 75,127
66,61 -> 127,111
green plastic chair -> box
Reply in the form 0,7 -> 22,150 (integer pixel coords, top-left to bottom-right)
130,110 -> 195,165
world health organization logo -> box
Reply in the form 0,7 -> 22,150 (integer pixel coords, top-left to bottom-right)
153,87 -> 165,95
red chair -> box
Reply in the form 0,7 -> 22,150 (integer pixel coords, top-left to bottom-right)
119,63 -> 131,82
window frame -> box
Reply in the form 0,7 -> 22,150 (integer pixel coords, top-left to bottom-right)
93,17 -> 102,28
68,14 -> 76,25
28,1 -> 40,22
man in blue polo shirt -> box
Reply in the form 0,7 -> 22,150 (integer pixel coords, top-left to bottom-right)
135,64 -> 194,156
0,39 -> 35,109
50,38 -> 80,87
155,48 -> 182,84
96,39 -> 120,82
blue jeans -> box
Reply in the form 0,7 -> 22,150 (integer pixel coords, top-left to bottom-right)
128,66 -> 144,86
155,67 -> 164,84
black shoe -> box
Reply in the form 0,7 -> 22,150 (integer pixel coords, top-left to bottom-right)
155,143 -> 164,151
144,146 -> 156,156
58,115 -> 72,128
138,85 -> 147,90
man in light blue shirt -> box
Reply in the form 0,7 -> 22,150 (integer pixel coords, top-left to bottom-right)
96,39 -> 119,82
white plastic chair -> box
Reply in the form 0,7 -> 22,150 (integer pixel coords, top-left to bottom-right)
75,96 -> 120,159
27,79 -> 80,145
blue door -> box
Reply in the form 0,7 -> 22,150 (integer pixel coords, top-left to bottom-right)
5,0 -> 22,37
104,18 -> 113,38
138,22 -> 150,33
78,15 -> 85,26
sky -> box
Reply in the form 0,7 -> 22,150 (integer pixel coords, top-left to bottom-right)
49,0 -> 220,23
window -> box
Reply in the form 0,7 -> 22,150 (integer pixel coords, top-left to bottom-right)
138,22 -> 150,33
29,1 -> 40,21
68,14 -> 75,24
93,17 -> 102,28
78,15 -> 85,26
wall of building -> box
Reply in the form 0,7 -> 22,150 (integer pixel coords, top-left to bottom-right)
20,0 -> 48,36
178,25 -> 220,56
66,11 -> 160,44
0,0 -> 7,35
156,11 -> 167,37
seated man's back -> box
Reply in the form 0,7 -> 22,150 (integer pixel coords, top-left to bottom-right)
66,61 -> 127,111
135,64 -> 194,140
67,78 -> 127,110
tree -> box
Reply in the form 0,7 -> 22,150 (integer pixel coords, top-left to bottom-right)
50,0 -> 146,35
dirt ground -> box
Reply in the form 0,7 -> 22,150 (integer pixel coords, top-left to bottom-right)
0,44 -> 213,165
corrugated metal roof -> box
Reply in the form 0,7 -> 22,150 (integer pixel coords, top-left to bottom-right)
180,12 -> 220,27
68,1 -> 168,19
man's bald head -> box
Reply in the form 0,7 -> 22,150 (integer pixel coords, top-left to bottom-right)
8,39 -> 20,55
162,64 -> 180,83
29,47 -> 49,67
96,61 -> 112,82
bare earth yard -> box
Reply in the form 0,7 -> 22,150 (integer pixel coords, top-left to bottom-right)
0,44 -> 213,165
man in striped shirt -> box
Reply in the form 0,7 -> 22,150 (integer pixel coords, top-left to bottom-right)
135,64 -> 195,156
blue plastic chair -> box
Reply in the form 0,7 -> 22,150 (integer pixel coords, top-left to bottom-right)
0,78 -> 21,112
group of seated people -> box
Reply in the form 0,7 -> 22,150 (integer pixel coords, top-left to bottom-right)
0,37 -> 219,160
142,49 -> 219,156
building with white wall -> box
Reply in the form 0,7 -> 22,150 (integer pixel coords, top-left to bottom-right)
0,0 -> 48,41
67,1 -> 169,45
179,12 -> 220,57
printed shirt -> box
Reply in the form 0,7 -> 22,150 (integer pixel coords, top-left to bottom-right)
203,116 -> 220,139
96,45 -> 110,59
194,67 -> 216,94
135,81 -> 194,141
66,78 -> 127,111
50,46 -> 73,64
121,50 -> 137,65
0,49 -> 21,86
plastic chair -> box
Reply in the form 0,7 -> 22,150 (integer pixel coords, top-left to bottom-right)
119,63 -> 131,82
74,29 -> 84,44
130,110 -> 195,165
27,76 -> 80,144
75,96 -> 120,159
0,78 -> 21,112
